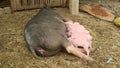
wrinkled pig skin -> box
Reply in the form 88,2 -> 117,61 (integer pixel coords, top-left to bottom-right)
65,21 -> 92,56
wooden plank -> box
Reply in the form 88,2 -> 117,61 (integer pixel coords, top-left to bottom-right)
22,0 -> 27,9
80,4 -> 115,21
10,0 -> 15,11
16,0 -> 22,10
63,0 -> 66,7
65,0 -> 69,8
40,0 -> 42,7
36,0 -> 39,7
30,0 -> 34,8
38,0 -> 41,7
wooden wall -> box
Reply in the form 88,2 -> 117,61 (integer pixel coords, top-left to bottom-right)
10,0 -> 67,11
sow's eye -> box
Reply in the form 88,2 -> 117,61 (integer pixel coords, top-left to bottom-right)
77,46 -> 83,48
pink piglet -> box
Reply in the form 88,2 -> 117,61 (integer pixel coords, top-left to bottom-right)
65,21 -> 92,56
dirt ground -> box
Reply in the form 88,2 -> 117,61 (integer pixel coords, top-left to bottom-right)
0,0 -> 120,68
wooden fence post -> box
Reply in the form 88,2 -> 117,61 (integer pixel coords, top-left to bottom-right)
69,0 -> 79,15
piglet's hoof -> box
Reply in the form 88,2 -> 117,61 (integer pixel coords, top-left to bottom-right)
85,56 -> 95,62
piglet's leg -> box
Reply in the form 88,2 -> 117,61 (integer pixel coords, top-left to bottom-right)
66,45 -> 94,61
